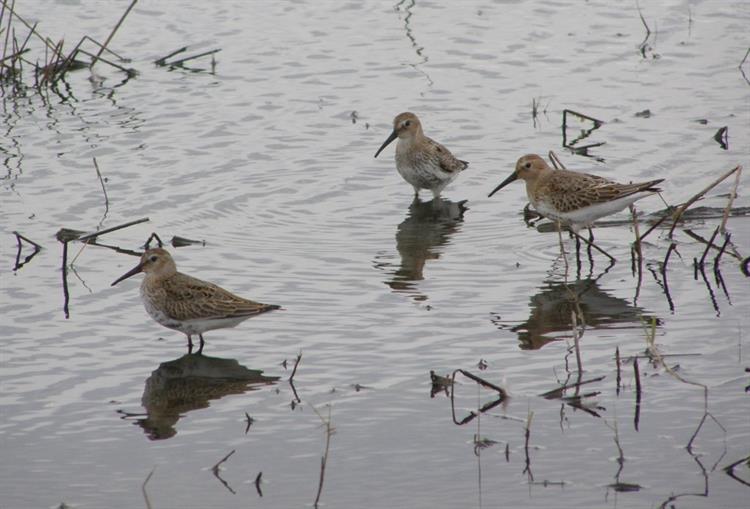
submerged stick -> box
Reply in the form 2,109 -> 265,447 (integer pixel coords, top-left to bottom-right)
90,0 -> 137,68
668,165 -> 742,237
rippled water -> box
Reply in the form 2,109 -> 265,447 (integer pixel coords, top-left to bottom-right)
2,1 -> 749,508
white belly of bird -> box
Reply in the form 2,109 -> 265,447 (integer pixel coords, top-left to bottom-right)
535,191 -> 655,230
396,158 -> 453,191
141,289 -> 247,336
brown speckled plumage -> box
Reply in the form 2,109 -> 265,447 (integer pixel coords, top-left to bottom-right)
490,154 -> 663,230
112,248 -> 279,353
374,112 -> 468,199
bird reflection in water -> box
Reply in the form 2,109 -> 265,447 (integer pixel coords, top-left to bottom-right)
494,277 -> 660,350
119,354 -> 278,440
374,197 -> 467,304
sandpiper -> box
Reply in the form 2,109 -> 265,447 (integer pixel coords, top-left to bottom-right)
111,248 -> 279,354
489,154 -> 664,232
374,112 -> 468,199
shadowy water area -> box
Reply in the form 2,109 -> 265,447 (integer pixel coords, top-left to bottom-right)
2,1 -> 749,508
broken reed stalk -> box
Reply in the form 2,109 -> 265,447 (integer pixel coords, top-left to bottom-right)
548,150 -> 566,170
77,217 -> 149,243
455,369 -> 508,398
720,165 -> 742,233
668,165 -> 742,237
90,0 -> 137,68
167,48 -> 221,67
76,48 -> 135,76
154,46 -> 187,65
539,375 -> 605,399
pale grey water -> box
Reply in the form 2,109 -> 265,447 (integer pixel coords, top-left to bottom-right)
1,1 -> 749,508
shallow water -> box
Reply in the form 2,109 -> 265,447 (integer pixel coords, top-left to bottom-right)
2,1 -> 749,508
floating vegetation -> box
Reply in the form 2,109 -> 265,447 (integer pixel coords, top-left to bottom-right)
0,0 -> 138,95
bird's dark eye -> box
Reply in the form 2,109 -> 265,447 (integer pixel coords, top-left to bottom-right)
524,162 -> 532,169
404,120 -> 411,127
149,255 -> 158,262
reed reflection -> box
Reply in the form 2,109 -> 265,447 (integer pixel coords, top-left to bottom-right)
375,197 -> 466,304
497,277 -> 660,350
126,353 -> 278,440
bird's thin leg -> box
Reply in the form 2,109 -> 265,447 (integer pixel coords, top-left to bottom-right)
571,229 -> 616,263
198,334 -> 205,355
187,335 -> 194,354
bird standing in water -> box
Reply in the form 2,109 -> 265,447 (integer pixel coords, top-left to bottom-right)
374,112 -> 468,199
489,154 -> 664,230
111,248 -> 279,354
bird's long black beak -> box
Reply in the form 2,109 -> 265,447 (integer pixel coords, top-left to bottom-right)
111,261 -> 144,286
374,129 -> 399,158
488,172 -> 519,197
